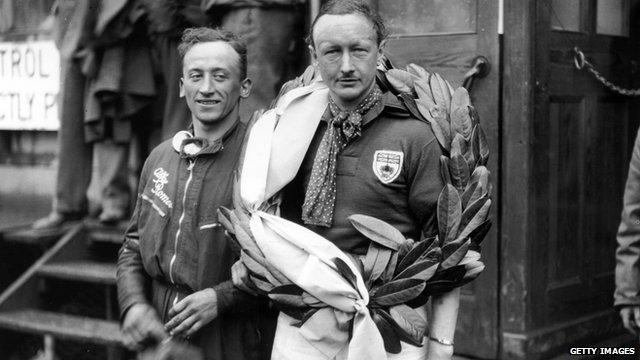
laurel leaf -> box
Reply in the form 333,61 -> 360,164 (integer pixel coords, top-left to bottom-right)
440,156 -> 452,185
381,251 -> 399,284
397,237 -> 436,275
244,248 -> 289,284
457,199 -> 492,240
398,93 -> 424,121
332,257 -> 359,291
406,63 -> 431,82
441,239 -> 471,269
363,243 -> 392,286
371,278 -> 426,306
387,69 -> 415,93
397,238 -> 416,260
378,307 -> 423,347
234,223 -> 262,256
437,184 -> 462,243
348,214 -> 403,251
441,237 -> 467,258
415,97 -> 450,151
459,249 -> 481,265
459,196 -> 489,234
250,275 -> 274,292
452,133 -> 473,170
469,105 -> 480,126
468,219 -> 492,246
430,104 -> 452,147
415,78 -> 436,109
463,260 -> 486,280
476,124 -> 490,165
450,87 -> 472,139
241,250 -> 279,285
394,259 -> 438,282
431,73 -> 452,110
389,304 -> 427,346
217,207 -> 235,234
372,309 -> 402,353
449,151 -> 470,191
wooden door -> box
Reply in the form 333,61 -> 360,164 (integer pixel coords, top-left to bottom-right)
532,0 -> 640,344
372,1 -> 501,357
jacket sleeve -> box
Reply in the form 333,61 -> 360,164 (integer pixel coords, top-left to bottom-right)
116,159 -> 153,318
214,280 -> 270,315
615,127 -> 640,308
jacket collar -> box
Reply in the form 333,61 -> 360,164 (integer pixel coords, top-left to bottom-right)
172,119 -> 241,158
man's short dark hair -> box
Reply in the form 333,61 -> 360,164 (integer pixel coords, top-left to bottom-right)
307,0 -> 388,48
178,27 -> 248,79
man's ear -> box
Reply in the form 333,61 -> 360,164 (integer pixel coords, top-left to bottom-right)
308,45 -> 318,65
240,78 -> 252,99
179,78 -> 185,98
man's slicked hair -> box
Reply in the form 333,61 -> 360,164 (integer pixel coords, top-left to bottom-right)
307,0 -> 388,47
178,27 -> 248,79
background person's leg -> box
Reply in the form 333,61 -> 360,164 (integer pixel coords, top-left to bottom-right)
33,58 -> 92,229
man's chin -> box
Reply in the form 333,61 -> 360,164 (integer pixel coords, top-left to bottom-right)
330,87 -> 365,106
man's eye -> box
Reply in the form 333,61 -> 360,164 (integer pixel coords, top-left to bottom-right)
213,74 -> 227,81
189,74 -> 202,80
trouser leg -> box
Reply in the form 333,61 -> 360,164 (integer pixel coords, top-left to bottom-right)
53,58 -> 92,215
221,6 -> 303,121
152,34 -> 191,141
94,140 -> 130,220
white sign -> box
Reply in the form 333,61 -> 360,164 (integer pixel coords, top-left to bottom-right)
0,41 -> 60,130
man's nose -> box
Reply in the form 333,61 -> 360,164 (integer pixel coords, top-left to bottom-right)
340,53 -> 355,74
199,74 -> 215,94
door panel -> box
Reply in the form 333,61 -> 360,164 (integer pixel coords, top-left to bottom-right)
533,0 -> 640,328
375,1 -> 501,357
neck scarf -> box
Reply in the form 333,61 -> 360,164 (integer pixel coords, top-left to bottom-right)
301,85 -> 383,227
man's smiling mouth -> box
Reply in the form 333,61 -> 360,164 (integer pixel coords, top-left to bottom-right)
196,99 -> 221,105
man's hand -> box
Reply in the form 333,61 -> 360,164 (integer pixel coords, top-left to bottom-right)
620,305 -> 640,336
231,260 -> 257,296
121,303 -> 168,351
165,289 -> 218,338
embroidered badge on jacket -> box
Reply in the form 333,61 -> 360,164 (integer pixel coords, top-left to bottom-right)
151,167 -> 173,208
372,150 -> 403,184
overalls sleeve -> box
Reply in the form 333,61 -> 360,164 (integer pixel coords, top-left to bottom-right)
615,127 -> 640,308
116,158 -> 153,318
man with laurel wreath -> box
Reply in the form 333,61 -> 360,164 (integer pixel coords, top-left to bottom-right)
234,1 -> 462,359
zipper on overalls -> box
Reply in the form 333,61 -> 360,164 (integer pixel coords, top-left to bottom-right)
169,159 -> 196,290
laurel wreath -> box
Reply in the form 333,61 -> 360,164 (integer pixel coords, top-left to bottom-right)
218,59 -> 492,354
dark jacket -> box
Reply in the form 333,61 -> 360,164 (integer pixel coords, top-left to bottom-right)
616,127 -> 640,308
117,122 -> 275,360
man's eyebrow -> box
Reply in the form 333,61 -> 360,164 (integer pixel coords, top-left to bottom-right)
186,66 -> 229,73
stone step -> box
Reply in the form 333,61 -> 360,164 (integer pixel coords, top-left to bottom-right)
37,261 -> 116,285
0,309 -> 123,346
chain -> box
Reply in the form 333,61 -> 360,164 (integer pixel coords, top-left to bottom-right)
573,47 -> 640,97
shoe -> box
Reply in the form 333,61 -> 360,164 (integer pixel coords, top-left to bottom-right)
98,206 -> 127,224
32,211 -> 84,230
98,192 -> 128,224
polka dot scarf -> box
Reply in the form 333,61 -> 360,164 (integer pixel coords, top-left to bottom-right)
301,85 -> 383,227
